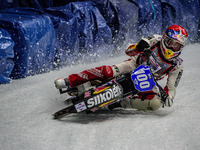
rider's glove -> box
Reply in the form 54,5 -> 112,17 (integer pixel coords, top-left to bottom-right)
165,95 -> 173,107
136,38 -> 151,52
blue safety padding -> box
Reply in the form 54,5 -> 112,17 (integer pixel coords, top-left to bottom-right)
0,28 -> 14,84
0,0 -> 200,42
90,0 -> 140,50
161,0 -> 200,42
0,8 -> 55,79
0,0 -> 19,10
0,0 -> 200,83
125,0 -> 162,42
50,0 -> 139,50
55,0 -> 199,42
45,2 -> 114,66
18,0 -> 54,9
0,0 -> 54,10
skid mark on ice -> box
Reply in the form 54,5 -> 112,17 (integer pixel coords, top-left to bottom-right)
56,109 -> 172,124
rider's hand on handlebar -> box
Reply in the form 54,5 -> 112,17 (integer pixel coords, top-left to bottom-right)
165,95 -> 173,107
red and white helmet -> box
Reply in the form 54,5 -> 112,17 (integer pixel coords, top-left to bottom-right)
161,25 -> 188,59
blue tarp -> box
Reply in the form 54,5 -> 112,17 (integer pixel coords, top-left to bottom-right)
87,0 -> 140,50
2,0 -> 199,41
0,0 -> 200,83
128,0 -> 162,41
161,0 -> 200,42
0,0 -> 54,10
0,0 -> 19,10
18,0 -> 53,10
45,2 -> 114,65
0,8 -> 55,79
52,0 -> 199,43
88,0 -> 199,42
0,28 -> 14,84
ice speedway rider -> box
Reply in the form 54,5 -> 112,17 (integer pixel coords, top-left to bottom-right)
54,25 -> 188,111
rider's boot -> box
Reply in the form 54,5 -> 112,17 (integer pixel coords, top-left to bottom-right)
54,78 -> 70,90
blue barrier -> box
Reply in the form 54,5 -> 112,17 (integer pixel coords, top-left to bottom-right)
18,0 -> 53,9
53,0 -> 199,42
0,28 -> 14,84
89,0 -> 199,42
87,0 -> 140,50
0,0 -> 199,83
0,0 -> 53,10
45,2 -> 114,66
0,0 -> 19,10
0,8 -> 55,79
126,0 -> 162,42
161,0 -> 200,42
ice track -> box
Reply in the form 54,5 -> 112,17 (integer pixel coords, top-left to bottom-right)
0,44 -> 200,150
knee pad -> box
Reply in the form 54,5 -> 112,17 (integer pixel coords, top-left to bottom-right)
148,96 -> 162,110
130,95 -> 162,111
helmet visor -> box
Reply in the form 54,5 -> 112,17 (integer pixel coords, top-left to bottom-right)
164,37 -> 183,52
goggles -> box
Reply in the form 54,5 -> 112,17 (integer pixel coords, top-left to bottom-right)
163,36 -> 183,52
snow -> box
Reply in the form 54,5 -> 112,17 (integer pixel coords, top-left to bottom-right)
0,44 -> 200,150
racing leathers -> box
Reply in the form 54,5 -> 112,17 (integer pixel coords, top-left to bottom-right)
67,34 -> 183,110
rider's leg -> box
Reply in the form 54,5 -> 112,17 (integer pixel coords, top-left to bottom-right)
129,95 -> 162,111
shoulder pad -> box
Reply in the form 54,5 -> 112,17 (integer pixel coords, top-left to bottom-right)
125,44 -> 139,56
153,34 -> 162,41
142,34 -> 162,47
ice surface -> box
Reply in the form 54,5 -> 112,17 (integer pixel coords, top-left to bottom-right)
0,44 -> 200,150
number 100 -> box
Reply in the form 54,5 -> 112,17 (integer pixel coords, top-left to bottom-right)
136,74 -> 150,89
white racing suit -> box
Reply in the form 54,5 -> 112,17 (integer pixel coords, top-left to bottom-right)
68,35 -> 183,110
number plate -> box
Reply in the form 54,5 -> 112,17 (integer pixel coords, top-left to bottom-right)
131,65 -> 156,92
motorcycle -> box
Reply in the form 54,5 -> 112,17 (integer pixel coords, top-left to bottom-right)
53,52 -> 168,119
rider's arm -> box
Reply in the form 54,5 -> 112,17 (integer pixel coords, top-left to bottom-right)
125,34 -> 162,56
112,56 -> 138,77
164,65 -> 183,100
113,35 -> 162,77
